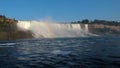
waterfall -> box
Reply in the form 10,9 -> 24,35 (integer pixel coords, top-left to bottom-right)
17,21 -> 90,38
85,24 -> 88,32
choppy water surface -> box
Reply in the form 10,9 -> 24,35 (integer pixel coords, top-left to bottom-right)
0,36 -> 120,68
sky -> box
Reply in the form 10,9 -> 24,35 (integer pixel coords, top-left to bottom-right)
0,0 -> 120,22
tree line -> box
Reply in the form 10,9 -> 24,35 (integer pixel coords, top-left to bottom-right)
0,15 -> 18,32
71,19 -> 120,26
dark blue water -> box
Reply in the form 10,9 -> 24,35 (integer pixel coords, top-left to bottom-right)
0,36 -> 120,68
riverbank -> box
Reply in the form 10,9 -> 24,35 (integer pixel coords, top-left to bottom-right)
88,24 -> 120,36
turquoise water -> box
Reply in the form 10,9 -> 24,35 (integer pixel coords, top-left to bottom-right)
0,36 -> 120,68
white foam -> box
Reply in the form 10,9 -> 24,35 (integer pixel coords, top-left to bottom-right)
17,20 -> 90,38
0,43 -> 16,46
51,50 -> 70,55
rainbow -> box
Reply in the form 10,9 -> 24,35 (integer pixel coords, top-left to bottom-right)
17,21 -> 55,38
42,22 -> 55,38
17,20 -> 90,38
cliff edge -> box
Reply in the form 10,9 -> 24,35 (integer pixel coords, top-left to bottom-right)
0,15 -> 33,40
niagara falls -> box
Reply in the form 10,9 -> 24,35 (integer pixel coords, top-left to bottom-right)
17,20 -> 90,38
0,0 -> 120,68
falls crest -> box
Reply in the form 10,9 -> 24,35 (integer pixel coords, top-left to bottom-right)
17,21 -> 89,38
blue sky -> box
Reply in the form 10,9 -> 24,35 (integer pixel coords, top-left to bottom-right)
0,0 -> 120,22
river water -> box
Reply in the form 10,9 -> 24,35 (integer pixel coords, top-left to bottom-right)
0,36 -> 120,68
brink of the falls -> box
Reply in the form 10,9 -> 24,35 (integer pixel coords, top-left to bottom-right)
17,21 -> 90,38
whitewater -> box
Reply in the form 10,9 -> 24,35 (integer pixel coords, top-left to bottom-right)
17,20 -> 90,38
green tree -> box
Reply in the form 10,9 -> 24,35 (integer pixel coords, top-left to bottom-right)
82,19 -> 89,24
